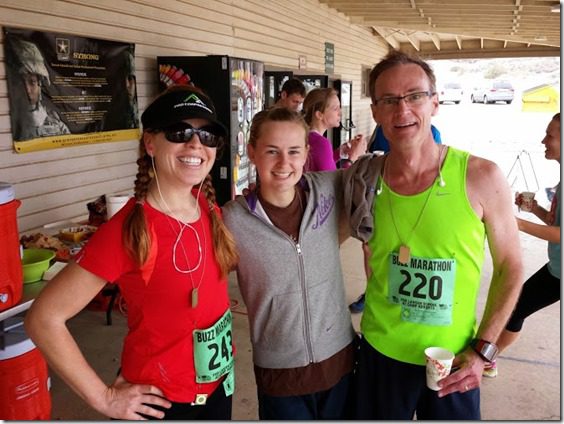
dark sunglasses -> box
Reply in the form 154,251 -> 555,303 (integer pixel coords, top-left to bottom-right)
159,123 -> 224,148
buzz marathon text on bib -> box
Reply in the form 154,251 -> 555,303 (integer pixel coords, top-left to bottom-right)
193,309 -> 234,385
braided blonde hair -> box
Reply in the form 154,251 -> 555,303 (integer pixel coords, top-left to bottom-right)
122,137 -> 152,267
201,174 -> 239,279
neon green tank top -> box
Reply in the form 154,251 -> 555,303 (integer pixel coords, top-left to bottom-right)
362,147 -> 485,365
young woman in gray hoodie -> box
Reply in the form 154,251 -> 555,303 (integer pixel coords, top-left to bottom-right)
222,107 -> 356,420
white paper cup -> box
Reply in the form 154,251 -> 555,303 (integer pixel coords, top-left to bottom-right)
106,194 -> 130,219
519,191 -> 536,212
425,347 -> 454,391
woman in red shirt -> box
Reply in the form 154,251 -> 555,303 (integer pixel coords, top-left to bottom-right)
25,85 -> 238,420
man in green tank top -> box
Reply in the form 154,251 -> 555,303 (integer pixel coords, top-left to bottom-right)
346,50 -> 524,420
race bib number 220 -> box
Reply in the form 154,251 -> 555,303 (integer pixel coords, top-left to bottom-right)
388,253 -> 456,326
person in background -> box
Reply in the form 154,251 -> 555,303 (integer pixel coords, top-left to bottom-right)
222,107 -> 356,420
349,122 -> 442,313
25,85 -> 239,420
302,87 -> 367,171
124,50 -> 139,122
483,112 -> 561,378
8,38 -> 70,141
343,50 -> 524,419
123,49 -> 139,129
274,77 -> 306,112
103,49 -> 139,131
368,123 -> 442,153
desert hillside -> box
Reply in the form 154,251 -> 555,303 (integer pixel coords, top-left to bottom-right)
430,57 -> 560,92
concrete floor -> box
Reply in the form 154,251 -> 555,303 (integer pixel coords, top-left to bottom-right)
48,226 -> 560,420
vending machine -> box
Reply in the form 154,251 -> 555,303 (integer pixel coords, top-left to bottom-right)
264,71 -> 293,109
331,79 -> 355,150
157,55 -> 264,205
295,74 -> 329,95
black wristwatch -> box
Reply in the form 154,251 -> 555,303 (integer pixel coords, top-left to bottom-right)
470,338 -> 499,363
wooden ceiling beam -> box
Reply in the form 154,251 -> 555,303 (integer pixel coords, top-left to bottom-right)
408,45 -> 560,59
326,7 -> 552,16
405,32 -> 421,51
322,0 -> 561,54
430,33 -> 441,50
360,21 -> 556,31
333,9 -> 520,16
335,6 -> 524,12
371,26 -> 401,49
322,0 -> 517,5
334,12 -> 554,21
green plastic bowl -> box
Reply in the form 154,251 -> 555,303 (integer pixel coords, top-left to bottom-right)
22,248 -> 56,283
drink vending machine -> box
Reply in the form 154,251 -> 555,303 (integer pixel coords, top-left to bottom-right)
264,71 -> 293,109
157,55 -> 264,205
331,79 -> 355,151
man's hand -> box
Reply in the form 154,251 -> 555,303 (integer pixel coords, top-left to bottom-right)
242,182 -> 257,196
436,347 -> 485,398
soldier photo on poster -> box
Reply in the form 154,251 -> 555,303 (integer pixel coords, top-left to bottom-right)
3,27 -> 140,153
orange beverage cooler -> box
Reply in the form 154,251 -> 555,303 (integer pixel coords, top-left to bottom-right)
0,182 -> 22,312
0,317 -> 51,420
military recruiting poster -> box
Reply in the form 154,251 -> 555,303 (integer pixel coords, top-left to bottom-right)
3,27 -> 140,153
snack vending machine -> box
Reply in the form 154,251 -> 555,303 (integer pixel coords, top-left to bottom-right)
157,55 -> 264,205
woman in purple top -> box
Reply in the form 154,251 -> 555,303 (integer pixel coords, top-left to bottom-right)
302,88 -> 366,171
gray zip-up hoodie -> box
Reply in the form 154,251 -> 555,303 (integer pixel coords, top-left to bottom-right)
222,172 -> 355,369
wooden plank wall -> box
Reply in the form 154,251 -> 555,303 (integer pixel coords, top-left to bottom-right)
0,0 -> 388,232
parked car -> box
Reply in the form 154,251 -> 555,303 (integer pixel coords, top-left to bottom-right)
438,82 -> 463,104
471,80 -> 514,104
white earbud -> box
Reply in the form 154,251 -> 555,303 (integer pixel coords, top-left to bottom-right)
376,179 -> 383,195
438,173 -> 446,187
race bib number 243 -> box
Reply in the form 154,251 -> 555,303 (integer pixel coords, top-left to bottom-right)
193,309 -> 234,384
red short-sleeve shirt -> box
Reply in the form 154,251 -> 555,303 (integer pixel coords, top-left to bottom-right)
76,193 -> 232,402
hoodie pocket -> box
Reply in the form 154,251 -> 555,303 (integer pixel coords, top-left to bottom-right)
254,289 -> 305,358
